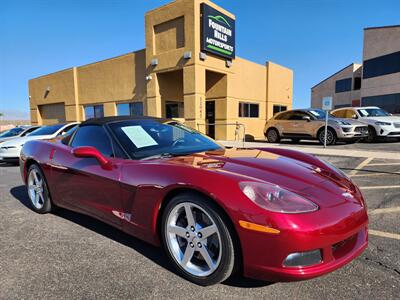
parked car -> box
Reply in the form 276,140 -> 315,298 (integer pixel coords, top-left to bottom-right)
0,122 -> 78,163
20,116 -> 368,285
264,108 -> 368,145
331,106 -> 400,142
0,125 -> 41,144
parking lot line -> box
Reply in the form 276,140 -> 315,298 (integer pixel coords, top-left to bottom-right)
369,229 -> 400,240
359,185 -> 400,190
368,162 -> 400,166
349,172 -> 400,177
368,207 -> 400,215
349,157 -> 374,176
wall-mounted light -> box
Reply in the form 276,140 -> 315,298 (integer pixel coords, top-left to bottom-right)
145,75 -> 152,81
151,58 -> 158,66
183,51 -> 192,59
226,60 -> 232,68
199,52 -> 207,61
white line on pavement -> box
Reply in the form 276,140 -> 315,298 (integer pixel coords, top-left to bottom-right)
368,163 -> 400,166
368,207 -> 400,215
349,157 -> 374,176
360,185 -> 400,190
349,172 -> 400,177
369,229 -> 400,240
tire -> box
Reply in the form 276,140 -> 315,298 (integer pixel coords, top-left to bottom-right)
290,138 -> 300,144
26,164 -> 53,213
161,192 -> 237,286
366,126 -> 377,143
266,128 -> 280,143
318,127 -> 337,145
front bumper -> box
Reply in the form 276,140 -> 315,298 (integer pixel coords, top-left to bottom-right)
335,125 -> 368,139
237,200 -> 368,282
0,147 -> 21,160
376,124 -> 400,137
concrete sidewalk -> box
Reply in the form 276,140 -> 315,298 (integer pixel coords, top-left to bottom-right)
219,140 -> 400,160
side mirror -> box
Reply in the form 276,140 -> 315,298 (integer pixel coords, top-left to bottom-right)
71,146 -> 112,170
302,115 -> 311,122
352,114 -> 358,119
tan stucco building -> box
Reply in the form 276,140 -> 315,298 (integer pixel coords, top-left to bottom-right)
29,0 -> 293,140
311,25 -> 400,114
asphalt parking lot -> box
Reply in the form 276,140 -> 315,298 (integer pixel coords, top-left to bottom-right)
1,154 -> 399,299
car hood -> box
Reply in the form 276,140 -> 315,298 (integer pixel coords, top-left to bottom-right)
329,117 -> 365,126
163,148 -> 361,209
0,135 -> 54,147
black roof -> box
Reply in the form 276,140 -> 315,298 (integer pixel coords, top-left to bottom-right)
80,116 -> 170,126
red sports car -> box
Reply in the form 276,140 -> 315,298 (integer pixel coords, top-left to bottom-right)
20,116 -> 368,286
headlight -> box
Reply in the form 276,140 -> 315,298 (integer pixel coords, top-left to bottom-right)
334,120 -> 351,126
239,182 -> 319,214
375,121 -> 391,126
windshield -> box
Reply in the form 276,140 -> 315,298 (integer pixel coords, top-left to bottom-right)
0,127 -> 25,138
28,124 -> 64,136
109,120 -> 223,159
308,109 -> 335,120
357,108 -> 390,117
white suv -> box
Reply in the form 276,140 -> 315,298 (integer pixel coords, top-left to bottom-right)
331,106 -> 400,141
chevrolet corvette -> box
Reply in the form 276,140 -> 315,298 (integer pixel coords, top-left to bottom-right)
20,116 -> 368,286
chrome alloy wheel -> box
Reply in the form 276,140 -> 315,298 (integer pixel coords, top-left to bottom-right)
267,129 -> 278,142
165,202 -> 222,277
319,129 -> 334,144
28,168 -> 45,209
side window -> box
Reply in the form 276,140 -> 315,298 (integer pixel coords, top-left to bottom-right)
275,111 -> 291,120
288,111 -> 307,120
21,127 -> 37,137
332,110 -> 344,118
57,124 -> 77,136
344,109 -> 356,119
71,125 -> 114,157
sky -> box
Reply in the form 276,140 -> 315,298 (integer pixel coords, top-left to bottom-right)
1,0 -> 399,120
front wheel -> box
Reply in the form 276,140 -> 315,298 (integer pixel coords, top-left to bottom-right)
161,193 -> 237,286
266,128 -> 280,143
26,164 -> 53,213
318,128 -> 337,145
366,126 -> 377,142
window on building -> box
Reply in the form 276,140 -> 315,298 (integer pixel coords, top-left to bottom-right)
117,102 -> 144,117
166,102 -> 184,118
273,105 -> 287,115
84,105 -> 104,120
362,93 -> 400,114
71,125 -> 113,157
239,102 -> 259,118
363,51 -> 400,79
353,77 -> 361,90
335,78 -> 352,93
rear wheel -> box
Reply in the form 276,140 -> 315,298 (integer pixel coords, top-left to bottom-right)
266,128 -> 280,143
26,164 -> 52,213
161,193 -> 236,286
318,128 -> 337,145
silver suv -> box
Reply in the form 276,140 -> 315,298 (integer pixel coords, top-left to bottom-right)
264,108 -> 368,145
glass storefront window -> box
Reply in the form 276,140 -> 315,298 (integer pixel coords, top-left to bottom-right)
84,105 -> 104,120
117,102 -> 144,117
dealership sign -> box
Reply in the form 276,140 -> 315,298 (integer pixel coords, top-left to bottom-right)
201,4 -> 235,59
